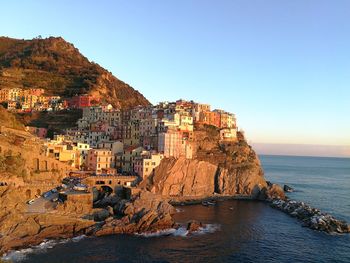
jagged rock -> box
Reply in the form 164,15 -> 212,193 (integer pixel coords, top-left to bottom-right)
95,190 -> 175,236
264,184 -> 286,200
0,213 -> 95,255
93,208 -> 110,222
141,130 -> 268,201
187,220 -> 203,232
283,185 -> 294,192
270,199 -> 350,234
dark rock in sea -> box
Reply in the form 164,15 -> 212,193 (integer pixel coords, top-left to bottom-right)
283,185 -> 294,192
270,199 -> 350,234
262,184 -> 286,200
187,220 -> 203,232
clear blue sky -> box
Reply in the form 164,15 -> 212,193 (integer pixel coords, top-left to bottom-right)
1,0 -> 349,149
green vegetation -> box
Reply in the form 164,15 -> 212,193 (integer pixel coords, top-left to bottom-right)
16,109 -> 83,136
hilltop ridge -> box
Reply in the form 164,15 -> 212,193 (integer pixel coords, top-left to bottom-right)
0,36 -> 150,109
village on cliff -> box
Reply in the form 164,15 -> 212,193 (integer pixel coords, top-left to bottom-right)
0,88 -> 238,203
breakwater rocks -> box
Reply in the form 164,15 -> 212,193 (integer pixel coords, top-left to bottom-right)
270,199 -> 350,234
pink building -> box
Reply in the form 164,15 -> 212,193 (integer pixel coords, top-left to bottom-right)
87,149 -> 115,173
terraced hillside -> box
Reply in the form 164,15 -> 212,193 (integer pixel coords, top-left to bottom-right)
0,36 -> 150,109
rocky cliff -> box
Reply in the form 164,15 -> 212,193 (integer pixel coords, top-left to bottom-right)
142,126 -> 268,201
0,126 -> 96,254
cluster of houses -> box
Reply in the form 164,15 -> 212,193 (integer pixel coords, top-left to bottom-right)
0,87 -> 238,180
43,99 -> 238,180
0,87 -> 92,112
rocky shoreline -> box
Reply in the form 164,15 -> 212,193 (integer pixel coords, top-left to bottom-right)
2,189 -> 350,258
1,127 -> 349,258
269,198 -> 350,234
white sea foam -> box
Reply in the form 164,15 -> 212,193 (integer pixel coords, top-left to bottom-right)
1,235 -> 86,262
172,227 -> 189,237
136,228 -> 177,237
195,223 -> 221,234
136,224 -> 220,238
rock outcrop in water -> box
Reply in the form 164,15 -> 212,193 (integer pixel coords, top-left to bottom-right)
94,191 -> 176,236
270,199 -> 350,233
142,128 -> 268,201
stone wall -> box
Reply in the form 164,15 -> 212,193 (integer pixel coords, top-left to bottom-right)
0,129 -> 76,185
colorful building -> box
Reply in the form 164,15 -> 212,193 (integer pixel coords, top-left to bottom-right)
87,149 -> 115,173
68,95 -> 92,108
134,153 -> 164,179
219,128 -> 237,141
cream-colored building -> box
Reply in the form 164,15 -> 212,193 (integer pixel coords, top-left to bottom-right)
220,128 -> 237,141
134,153 -> 164,179
98,141 -> 123,155
75,142 -> 91,168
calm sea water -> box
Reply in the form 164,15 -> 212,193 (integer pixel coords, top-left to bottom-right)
11,155 -> 350,262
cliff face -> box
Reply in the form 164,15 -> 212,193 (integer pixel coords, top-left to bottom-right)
143,127 -> 267,200
0,127 -> 95,254
0,36 -> 150,109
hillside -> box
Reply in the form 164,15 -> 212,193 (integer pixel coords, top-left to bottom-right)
0,105 -> 24,130
0,36 -> 150,109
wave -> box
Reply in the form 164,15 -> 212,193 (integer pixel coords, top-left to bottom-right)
135,228 -> 179,237
1,235 -> 86,262
195,223 -> 221,235
136,223 -> 220,238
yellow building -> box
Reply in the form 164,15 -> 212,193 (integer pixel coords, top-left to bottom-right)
134,153 -> 164,179
46,143 -> 79,167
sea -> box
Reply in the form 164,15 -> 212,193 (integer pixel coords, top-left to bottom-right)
4,155 -> 350,263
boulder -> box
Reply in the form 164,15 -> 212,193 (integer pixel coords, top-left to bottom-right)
95,190 -> 176,236
93,208 -> 110,222
270,199 -> 350,234
265,184 -> 286,200
283,185 -> 294,192
187,220 -> 203,232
